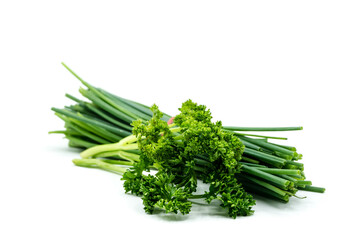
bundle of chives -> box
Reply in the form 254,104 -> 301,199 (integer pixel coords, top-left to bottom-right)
51,63 -> 325,204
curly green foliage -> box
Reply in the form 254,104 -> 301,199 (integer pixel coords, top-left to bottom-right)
174,100 -> 244,171
141,173 -> 192,215
123,99 -> 255,218
132,105 -> 181,171
205,169 -> 256,218
122,164 -> 193,215
122,161 -> 147,196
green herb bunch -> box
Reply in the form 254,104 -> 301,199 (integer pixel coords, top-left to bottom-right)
51,63 -> 325,218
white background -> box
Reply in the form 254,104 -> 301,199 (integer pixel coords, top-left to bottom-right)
1,1 -> 359,239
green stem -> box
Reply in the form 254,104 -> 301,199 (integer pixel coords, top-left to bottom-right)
119,134 -> 138,145
65,93 -> 83,103
52,108 -> 131,137
241,162 -> 267,168
256,168 -> 301,176
271,143 -> 297,151
238,138 -> 261,151
79,88 -> 136,124
67,123 -> 111,144
56,112 -> 122,143
82,102 -> 133,131
80,142 -> 138,159
297,185 -> 325,193
100,159 -> 135,166
243,148 -> 286,168
118,151 -> 140,162
92,150 -> 140,163
49,130 -> 67,134
97,88 -> 155,118
62,62 -> 140,120
95,88 -> 152,121
66,136 -> 97,148
233,132 -> 287,140
273,151 -> 293,160
240,180 -> 290,202
285,160 -> 304,170
189,194 -> 206,199
73,158 -> 127,174
241,156 -> 260,164
241,165 -> 290,190
277,174 -> 298,183
223,126 -> 303,131
238,175 -> 288,197
296,180 -> 312,186
194,158 -> 212,168
241,136 -> 294,156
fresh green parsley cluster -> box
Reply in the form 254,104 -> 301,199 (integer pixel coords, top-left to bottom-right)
122,100 -> 255,218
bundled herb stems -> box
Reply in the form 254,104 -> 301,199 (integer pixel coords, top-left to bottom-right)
50,63 -> 325,218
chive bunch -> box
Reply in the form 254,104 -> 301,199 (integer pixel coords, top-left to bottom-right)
51,63 -> 324,208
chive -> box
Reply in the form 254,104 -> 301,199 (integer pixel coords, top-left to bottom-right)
67,123 -> 111,144
66,94 -> 133,131
256,168 -> 302,176
96,88 -> 152,121
239,175 -> 288,197
83,102 -> 133,131
68,141 -> 84,148
65,93 -> 83,103
292,153 -> 303,160
288,174 -> 305,180
238,138 -> 261,151
283,164 -> 299,170
62,63 -> 140,120
297,185 -> 325,193
240,180 -> 290,202
241,165 -> 290,190
271,143 -> 297,152
223,126 -> 303,131
98,88 -> 172,121
285,160 -> 304,170
241,156 -> 260,164
79,88 -> 136,124
66,136 -> 97,148
240,136 -> 295,156
49,130 -> 68,134
277,174 -> 298,183
273,151 -> 293,160
241,162 -> 267,168
233,132 -> 287,140
65,104 -> 88,114
296,180 -> 312,186
52,108 -> 131,137
56,112 -> 123,143
243,148 -> 286,168
194,158 -> 213,168
98,88 -> 154,117
256,138 -> 268,142
259,148 -> 274,155
71,119 -> 121,143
